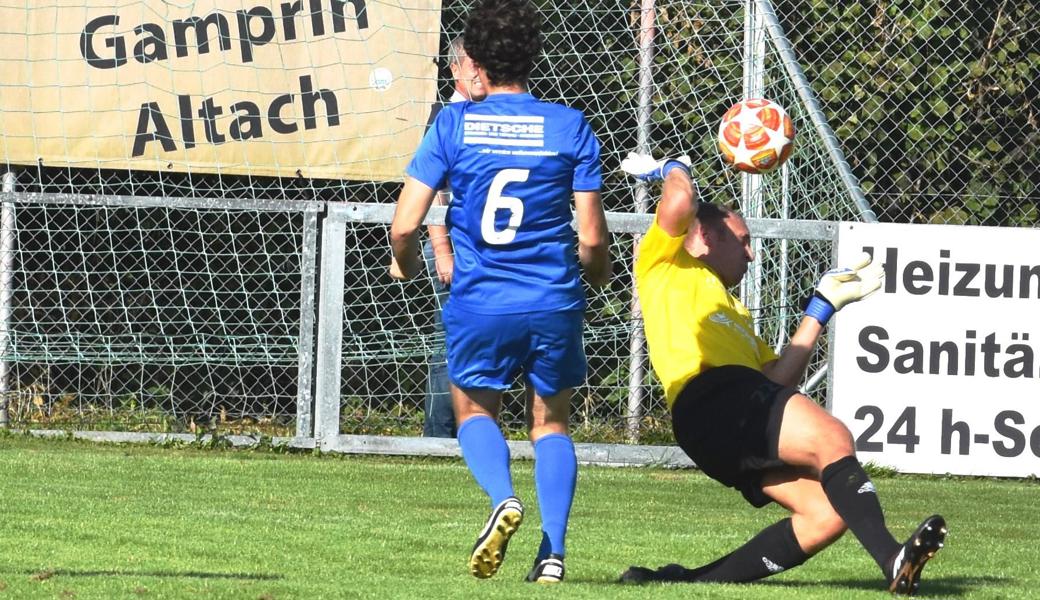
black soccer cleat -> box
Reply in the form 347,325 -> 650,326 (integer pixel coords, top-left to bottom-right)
468,496 -> 523,579
887,514 -> 947,596
526,554 -> 565,584
619,565 -> 659,584
620,563 -> 697,584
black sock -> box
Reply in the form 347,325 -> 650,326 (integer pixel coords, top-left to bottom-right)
820,455 -> 900,571
676,518 -> 810,583
646,555 -> 730,582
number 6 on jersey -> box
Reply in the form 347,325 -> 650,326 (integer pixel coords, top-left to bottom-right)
481,168 -> 529,245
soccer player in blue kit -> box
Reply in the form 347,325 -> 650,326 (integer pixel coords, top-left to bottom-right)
388,0 -> 611,585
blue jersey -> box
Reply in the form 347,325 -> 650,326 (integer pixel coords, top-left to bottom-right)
406,93 -> 602,315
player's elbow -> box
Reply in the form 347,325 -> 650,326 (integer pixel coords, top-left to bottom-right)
760,361 -> 795,388
580,239 -> 612,288
389,221 -> 419,247
578,226 -> 610,253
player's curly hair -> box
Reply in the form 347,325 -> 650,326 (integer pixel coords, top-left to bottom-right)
463,0 -> 543,88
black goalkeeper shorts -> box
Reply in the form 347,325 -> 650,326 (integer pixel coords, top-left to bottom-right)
671,365 -> 797,508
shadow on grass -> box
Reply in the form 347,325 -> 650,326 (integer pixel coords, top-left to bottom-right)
755,575 -> 1003,597
20,568 -> 283,581
585,575 -> 1005,598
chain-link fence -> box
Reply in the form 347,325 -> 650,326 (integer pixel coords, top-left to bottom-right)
0,1 -> 1035,443
776,0 -> 1038,225
326,207 -> 835,444
0,193 -> 320,437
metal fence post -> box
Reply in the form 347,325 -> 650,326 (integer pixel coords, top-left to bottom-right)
0,172 -> 16,428
313,204 -> 348,449
741,0 -> 767,331
625,0 -> 656,444
296,209 -> 320,439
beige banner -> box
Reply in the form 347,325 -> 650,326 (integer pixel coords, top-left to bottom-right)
0,1 -> 440,181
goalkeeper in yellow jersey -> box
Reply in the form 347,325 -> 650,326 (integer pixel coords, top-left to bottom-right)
617,153 -> 945,596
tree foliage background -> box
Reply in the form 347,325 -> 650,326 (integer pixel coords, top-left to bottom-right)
776,0 -> 1038,226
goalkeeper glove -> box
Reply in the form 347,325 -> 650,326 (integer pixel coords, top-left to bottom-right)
805,252 -> 884,325
620,152 -> 691,182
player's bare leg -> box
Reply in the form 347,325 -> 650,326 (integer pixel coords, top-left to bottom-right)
762,468 -> 847,554
774,393 -> 857,472
525,386 -> 570,439
453,385 -> 503,422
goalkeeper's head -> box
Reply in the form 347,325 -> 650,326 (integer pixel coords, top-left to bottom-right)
686,203 -> 755,289
464,0 -> 542,89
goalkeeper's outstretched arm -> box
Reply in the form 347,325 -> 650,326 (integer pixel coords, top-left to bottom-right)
761,252 -> 884,387
619,152 -> 697,236
760,315 -> 825,388
657,166 -> 698,237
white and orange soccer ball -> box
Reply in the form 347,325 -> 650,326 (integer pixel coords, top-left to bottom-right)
717,98 -> 795,174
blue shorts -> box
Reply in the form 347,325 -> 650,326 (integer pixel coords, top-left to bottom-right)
442,304 -> 587,397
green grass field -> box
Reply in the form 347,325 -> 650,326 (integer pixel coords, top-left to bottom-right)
0,433 -> 1036,599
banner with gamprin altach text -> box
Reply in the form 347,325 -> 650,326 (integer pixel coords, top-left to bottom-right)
0,1 -> 440,180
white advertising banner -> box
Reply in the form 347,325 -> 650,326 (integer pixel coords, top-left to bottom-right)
829,222 -> 1040,477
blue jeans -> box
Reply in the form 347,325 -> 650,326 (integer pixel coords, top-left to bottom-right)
422,240 -> 455,438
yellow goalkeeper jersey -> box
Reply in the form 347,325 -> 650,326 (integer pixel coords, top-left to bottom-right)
635,212 -> 779,409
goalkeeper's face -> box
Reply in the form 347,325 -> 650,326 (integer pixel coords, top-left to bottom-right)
708,214 -> 754,288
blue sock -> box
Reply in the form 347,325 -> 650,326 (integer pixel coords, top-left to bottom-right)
457,415 -> 514,507
533,433 -> 577,558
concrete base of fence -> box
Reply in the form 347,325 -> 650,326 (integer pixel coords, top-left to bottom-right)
323,434 -> 696,469
21,429 -> 695,469
27,429 -> 317,450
